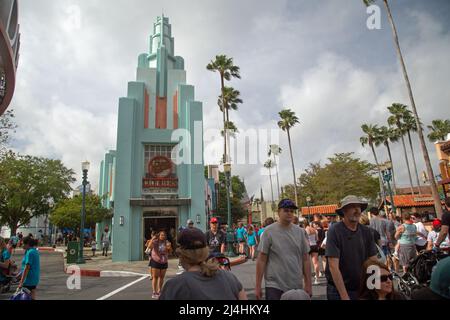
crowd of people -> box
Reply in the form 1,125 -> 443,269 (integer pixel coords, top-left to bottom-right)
0,235 -> 41,300
151,195 -> 450,301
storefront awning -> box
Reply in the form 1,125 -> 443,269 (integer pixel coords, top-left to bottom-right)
129,198 -> 191,207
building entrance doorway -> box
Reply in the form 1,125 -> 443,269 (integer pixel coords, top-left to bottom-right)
143,207 -> 178,259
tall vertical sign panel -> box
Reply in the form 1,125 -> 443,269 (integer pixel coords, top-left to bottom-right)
110,16 -> 205,262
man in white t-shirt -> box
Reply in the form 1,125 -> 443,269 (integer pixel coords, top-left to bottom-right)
427,219 -> 449,250
412,215 -> 428,252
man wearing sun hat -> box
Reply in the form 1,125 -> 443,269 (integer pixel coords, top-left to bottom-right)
325,195 -> 378,300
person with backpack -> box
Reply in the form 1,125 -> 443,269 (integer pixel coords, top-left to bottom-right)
18,236 -> 40,300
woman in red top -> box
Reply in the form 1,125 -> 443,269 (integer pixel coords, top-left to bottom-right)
149,231 -> 172,299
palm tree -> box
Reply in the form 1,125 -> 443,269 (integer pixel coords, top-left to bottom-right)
387,103 -> 415,194
427,119 -> 450,142
264,159 -> 275,206
360,124 -> 387,206
404,111 -> 423,194
218,86 -> 243,158
363,0 -> 443,217
278,109 -> 300,207
207,55 -> 241,164
268,144 -> 282,200
375,125 -> 398,194
221,121 -> 238,139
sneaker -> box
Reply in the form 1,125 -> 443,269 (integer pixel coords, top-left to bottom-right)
176,270 -> 184,275
152,293 -> 159,299
314,276 -> 319,285
319,272 -> 324,278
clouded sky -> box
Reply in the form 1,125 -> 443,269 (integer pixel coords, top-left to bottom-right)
10,0 -> 450,201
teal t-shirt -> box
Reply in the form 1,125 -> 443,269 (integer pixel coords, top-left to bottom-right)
21,248 -> 40,286
247,233 -> 257,246
398,223 -> 417,245
236,227 -> 246,240
0,248 -> 11,281
257,228 -> 265,237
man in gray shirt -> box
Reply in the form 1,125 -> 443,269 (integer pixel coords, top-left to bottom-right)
369,207 -> 390,256
255,199 -> 312,300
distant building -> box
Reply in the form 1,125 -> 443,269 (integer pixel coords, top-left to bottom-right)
0,0 -> 20,116
435,134 -> 450,198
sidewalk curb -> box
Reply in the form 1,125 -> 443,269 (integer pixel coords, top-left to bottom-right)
61,254 -> 247,278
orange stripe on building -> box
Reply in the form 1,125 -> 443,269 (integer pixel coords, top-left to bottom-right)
144,89 -> 149,129
173,91 -> 178,129
155,96 -> 167,129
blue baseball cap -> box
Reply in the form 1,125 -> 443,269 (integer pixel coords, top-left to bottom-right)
278,199 -> 298,210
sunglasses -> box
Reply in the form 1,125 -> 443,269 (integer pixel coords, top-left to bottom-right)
211,222 -> 218,224
380,274 -> 393,282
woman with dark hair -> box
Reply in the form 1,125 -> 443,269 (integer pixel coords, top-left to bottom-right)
359,259 -> 406,300
306,222 -> 320,285
18,236 -> 40,300
159,228 -> 247,300
149,231 -> 172,299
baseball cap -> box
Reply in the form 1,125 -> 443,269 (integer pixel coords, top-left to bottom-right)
210,217 -> 218,223
278,199 -> 298,210
432,219 -> 442,229
187,219 -> 194,225
177,228 -> 207,250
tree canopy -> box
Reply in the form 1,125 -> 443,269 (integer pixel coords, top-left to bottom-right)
0,152 -> 75,234
50,194 -> 112,231
282,153 -> 379,207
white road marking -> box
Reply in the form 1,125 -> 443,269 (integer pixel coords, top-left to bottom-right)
96,275 -> 149,300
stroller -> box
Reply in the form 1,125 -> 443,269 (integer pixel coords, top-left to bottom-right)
408,249 -> 449,285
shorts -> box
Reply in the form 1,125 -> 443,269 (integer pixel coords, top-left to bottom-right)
399,243 -> 417,267
309,245 -> 319,254
12,244 -> 17,249
238,238 -> 245,243
318,247 -> 325,256
265,287 -> 284,300
149,259 -> 168,270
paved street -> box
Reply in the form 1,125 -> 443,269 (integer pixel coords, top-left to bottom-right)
1,251 -> 326,300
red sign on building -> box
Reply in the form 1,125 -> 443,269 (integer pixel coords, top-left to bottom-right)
143,156 -> 178,189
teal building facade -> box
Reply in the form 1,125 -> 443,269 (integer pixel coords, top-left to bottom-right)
98,16 -> 206,262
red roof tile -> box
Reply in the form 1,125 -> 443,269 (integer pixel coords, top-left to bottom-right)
386,194 -> 436,208
301,204 -> 338,215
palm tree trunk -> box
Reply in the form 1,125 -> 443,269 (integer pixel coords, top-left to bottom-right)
220,75 -> 227,163
268,167 -> 274,205
286,129 -> 299,210
400,133 -> 415,194
407,130 -> 422,194
371,143 -> 387,208
383,0 -> 443,217
225,108 -> 231,163
273,153 -> 281,200
385,142 -> 397,195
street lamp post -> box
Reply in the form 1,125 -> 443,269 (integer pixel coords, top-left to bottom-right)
77,160 -> 90,264
223,162 -> 236,257
381,161 -> 397,216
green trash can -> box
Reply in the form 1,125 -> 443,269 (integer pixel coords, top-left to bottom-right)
67,241 -> 79,264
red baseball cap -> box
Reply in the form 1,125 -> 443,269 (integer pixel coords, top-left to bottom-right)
210,217 -> 218,223
433,219 -> 442,228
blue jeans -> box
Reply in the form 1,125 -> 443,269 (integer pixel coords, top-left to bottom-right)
327,284 -> 359,300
